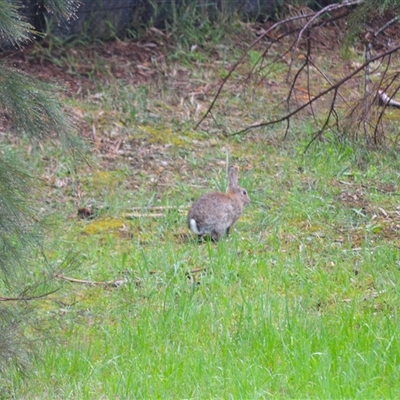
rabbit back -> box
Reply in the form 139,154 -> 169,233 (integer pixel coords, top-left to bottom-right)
187,166 -> 250,241
188,191 -> 244,240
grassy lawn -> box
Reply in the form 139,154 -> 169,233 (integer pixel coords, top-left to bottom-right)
4,20 -> 400,399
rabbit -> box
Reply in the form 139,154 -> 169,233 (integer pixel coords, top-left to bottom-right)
187,166 -> 250,241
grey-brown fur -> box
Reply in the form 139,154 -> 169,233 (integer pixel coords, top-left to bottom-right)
187,166 -> 250,241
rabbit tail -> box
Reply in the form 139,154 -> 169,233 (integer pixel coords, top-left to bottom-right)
189,218 -> 201,235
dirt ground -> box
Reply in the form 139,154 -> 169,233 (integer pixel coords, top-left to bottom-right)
1,10 -> 400,161
3,37 -> 165,93
3,10 -> 399,96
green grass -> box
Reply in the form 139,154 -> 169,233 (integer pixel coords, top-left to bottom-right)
8,138 -> 400,399
4,21 -> 400,399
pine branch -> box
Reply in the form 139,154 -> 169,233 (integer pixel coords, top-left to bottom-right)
0,288 -> 60,302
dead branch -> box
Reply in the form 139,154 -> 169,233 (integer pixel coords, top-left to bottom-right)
186,267 -> 207,274
54,273 -> 131,288
129,205 -> 187,211
230,43 -> 400,137
363,16 -> 399,139
288,0 -> 364,78
378,89 -> 400,107
126,205 -> 187,218
54,274 -> 132,288
78,205 -> 188,220
308,58 -> 350,107
126,213 -> 165,218
346,68 -> 400,144
56,268 -> 206,288
195,9 -> 321,129
197,0 -> 400,147
305,88 -> 339,151
196,0 -> 364,130
373,16 -> 399,40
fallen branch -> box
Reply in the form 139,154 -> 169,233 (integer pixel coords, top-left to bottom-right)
187,267 -> 207,274
129,205 -> 188,211
125,213 -> 165,218
55,274 -> 131,288
78,205 -> 188,220
126,205 -> 187,218
55,268 -> 205,288
378,90 -> 400,107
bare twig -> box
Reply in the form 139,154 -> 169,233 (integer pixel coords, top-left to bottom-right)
187,267 -> 207,274
195,11 -> 320,129
288,1 -> 364,78
360,14 -> 398,139
0,288 -> 60,302
197,0 -> 400,147
308,58 -> 350,107
305,88 -> 339,151
374,79 -> 400,144
196,0 -> 364,130
374,16 -> 399,39
230,43 -> 400,137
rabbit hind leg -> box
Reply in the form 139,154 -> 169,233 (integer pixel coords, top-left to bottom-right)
210,230 -> 222,242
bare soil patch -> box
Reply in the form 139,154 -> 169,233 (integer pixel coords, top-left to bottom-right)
2,36 -> 168,94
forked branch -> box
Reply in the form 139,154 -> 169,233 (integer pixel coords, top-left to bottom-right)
197,0 -> 400,146
231,44 -> 400,137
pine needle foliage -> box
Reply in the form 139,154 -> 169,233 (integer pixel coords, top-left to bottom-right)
346,0 -> 400,37
0,1 -> 33,47
41,0 -> 81,22
0,65 -> 77,147
0,307 -> 31,373
0,0 -> 80,386
0,155 -> 43,285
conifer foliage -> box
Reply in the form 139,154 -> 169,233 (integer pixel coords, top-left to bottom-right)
0,0 -> 79,381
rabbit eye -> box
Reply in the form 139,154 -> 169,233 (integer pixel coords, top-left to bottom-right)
242,190 -> 247,195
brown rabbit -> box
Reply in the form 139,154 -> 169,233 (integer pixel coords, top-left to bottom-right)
187,166 -> 250,241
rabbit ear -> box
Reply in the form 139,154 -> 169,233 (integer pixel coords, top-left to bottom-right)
228,166 -> 239,188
